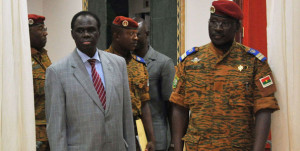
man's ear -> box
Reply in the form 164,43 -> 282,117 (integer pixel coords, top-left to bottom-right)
113,32 -> 119,41
236,20 -> 242,32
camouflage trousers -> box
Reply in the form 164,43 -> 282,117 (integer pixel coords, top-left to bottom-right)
185,142 -> 250,151
36,125 -> 49,151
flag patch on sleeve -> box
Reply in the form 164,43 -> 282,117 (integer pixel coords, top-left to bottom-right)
172,75 -> 179,89
259,75 -> 273,88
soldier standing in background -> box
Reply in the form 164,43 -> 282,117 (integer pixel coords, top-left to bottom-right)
133,17 -> 175,151
169,1 -> 279,150
29,14 -> 51,151
106,16 -> 155,151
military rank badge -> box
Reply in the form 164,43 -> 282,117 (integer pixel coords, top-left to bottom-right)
172,75 -> 179,89
259,75 -> 273,88
191,57 -> 201,63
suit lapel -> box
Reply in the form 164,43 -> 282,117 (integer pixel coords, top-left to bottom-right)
144,46 -> 156,65
71,50 -> 105,112
99,50 -> 113,112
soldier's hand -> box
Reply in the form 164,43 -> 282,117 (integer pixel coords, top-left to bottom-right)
145,141 -> 155,151
168,143 -> 175,151
168,147 -> 174,151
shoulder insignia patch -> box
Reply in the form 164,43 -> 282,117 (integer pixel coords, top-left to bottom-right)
179,47 -> 197,62
135,55 -> 146,64
247,48 -> 267,62
172,75 -> 179,89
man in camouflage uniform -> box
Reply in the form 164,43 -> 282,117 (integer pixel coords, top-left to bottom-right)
169,1 -> 279,151
29,14 -> 51,151
106,16 -> 155,151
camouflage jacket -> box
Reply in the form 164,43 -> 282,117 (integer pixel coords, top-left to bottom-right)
170,42 -> 279,150
106,47 -> 150,117
32,48 -> 51,141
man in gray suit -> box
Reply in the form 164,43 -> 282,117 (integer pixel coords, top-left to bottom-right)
45,11 -> 135,151
133,17 -> 175,151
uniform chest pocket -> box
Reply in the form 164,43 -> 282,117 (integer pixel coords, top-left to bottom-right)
226,81 -> 253,107
184,80 -> 207,106
133,78 -> 146,89
185,66 -> 208,86
184,65 -> 210,106
185,64 -> 207,76
33,73 -> 46,95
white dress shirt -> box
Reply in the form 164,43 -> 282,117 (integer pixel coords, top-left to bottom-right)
76,48 -> 105,88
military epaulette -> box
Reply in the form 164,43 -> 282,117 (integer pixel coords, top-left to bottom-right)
179,47 -> 197,62
134,55 -> 146,64
246,48 -> 267,62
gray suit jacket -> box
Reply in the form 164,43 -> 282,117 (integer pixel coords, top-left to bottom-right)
45,49 -> 135,151
143,46 -> 175,150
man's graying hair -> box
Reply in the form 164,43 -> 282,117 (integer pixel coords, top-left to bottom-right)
71,11 -> 101,30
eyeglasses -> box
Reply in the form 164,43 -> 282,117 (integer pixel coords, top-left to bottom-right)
209,19 -> 234,29
38,25 -> 47,32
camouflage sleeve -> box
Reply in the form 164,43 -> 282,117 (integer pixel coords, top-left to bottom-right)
253,59 -> 279,113
169,62 -> 188,108
32,71 -> 46,96
140,65 -> 150,102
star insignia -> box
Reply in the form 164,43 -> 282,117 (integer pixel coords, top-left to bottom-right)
250,49 -> 256,53
238,65 -> 244,72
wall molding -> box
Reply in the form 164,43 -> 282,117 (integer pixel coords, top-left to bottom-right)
177,0 -> 185,64
83,0 -> 88,10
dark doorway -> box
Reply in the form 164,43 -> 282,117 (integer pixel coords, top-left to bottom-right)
88,0 -> 177,63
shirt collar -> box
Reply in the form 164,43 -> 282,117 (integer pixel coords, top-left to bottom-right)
76,48 -> 101,63
144,45 -> 155,60
31,48 -> 47,56
209,41 -> 237,62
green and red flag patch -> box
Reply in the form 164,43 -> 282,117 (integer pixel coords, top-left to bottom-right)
259,75 -> 273,88
172,75 -> 179,89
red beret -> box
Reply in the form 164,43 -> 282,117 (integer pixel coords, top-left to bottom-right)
112,16 -> 138,29
28,14 -> 45,26
211,0 -> 243,20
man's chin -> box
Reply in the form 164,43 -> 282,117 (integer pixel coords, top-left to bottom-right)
211,39 -> 226,46
134,46 -> 142,51
78,46 -> 95,52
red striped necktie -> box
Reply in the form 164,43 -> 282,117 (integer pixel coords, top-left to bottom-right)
88,59 -> 106,109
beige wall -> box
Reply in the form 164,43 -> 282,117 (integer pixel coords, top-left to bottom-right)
185,0 -> 214,50
27,0 -> 82,62
27,0 -> 43,15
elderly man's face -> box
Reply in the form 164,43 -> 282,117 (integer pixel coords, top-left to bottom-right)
208,15 -> 239,47
72,15 -> 100,55
29,24 -> 48,50
117,29 -> 138,51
